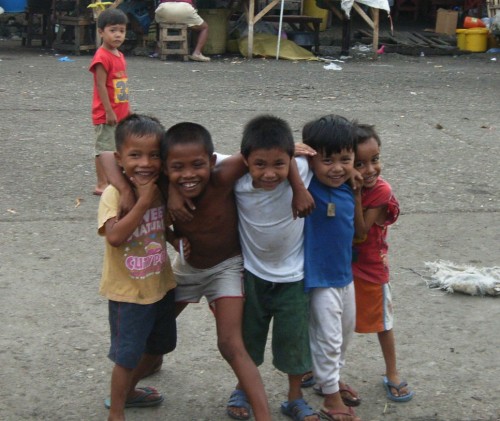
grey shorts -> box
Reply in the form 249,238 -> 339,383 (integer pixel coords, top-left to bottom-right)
94,124 -> 116,156
173,254 -> 244,305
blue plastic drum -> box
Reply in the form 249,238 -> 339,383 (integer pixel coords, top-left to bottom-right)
0,0 -> 27,13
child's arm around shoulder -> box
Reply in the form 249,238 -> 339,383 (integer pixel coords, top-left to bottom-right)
212,152 -> 248,187
104,175 -> 159,247
289,157 -> 315,219
102,152 -> 136,217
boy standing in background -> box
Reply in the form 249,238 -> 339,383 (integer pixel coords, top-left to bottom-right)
90,7 -> 132,199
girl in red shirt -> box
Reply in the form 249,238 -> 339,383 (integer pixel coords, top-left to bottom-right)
353,124 -> 414,403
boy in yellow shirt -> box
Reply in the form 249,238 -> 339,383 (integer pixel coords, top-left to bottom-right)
98,114 -> 177,421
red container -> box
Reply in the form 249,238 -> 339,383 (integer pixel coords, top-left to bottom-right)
463,16 -> 486,29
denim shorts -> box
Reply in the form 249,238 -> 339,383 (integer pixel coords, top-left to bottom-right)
108,289 -> 177,369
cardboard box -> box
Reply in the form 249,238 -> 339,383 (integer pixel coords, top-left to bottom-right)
435,9 -> 459,36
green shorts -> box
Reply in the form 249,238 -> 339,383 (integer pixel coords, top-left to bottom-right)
242,270 -> 312,375
94,124 -> 116,156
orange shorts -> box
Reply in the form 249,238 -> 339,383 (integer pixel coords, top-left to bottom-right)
354,277 -> 393,333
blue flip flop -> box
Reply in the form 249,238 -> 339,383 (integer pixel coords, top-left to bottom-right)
281,397 -> 317,421
226,389 -> 251,420
382,376 -> 414,402
300,372 -> 316,388
104,386 -> 164,409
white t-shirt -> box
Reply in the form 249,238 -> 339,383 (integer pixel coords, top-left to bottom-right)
234,157 -> 312,283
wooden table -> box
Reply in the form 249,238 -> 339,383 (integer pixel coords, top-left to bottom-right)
244,0 -> 388,58
321,0 -> 386,55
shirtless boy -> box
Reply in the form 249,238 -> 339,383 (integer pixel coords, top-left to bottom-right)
160,122 -> 271,420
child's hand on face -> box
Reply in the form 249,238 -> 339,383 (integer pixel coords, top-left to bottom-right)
294,142 -> 317,157
130,174 -> 159,203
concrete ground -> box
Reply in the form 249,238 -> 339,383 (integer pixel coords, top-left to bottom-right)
0,35 -> 499,421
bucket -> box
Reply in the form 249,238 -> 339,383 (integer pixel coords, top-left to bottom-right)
0,0 -> 27,13
463,16 -> 486,29
456,29 -> 466,50
199,9 -> 230,54
456,28 -> 489,52
303,0 -> 328,31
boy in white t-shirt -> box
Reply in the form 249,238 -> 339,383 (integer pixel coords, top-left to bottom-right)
228,115 -> 319,421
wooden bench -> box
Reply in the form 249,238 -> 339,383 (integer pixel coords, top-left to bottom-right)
261,15 -> 322,53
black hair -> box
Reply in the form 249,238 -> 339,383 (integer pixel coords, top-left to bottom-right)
161,122 -> 214,161
115,114 -> 165,151
240,115 -> 294,159
355,123 -> 381,147
97,8 -> 128,30
302,114 -> 357,156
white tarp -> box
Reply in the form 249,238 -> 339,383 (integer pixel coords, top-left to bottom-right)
341,0 -> 390,17
273,0 -> 391,58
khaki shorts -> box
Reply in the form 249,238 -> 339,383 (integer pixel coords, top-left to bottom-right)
173,255 -> 244,305
94,124 -> 116,156
155,3 -> 204,27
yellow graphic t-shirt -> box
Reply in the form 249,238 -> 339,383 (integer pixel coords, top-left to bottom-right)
98,186 -> 175,304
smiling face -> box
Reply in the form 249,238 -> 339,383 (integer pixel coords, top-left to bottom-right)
310,148 -> 355,188
354,137 -> 382,188
115,134 -> 162,184
164,142 -> 215,199
245,148 -> 291,191
99,23 -> 126,51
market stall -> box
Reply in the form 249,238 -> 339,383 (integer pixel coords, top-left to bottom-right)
243,0 -> 390,57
